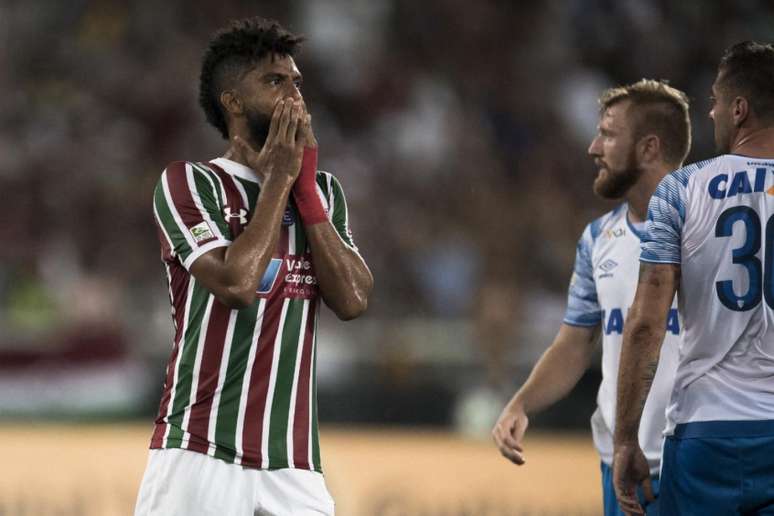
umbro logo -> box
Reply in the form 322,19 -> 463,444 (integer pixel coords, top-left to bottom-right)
224,207 -> 248,225
599,259 -> 618,272
598,259 -> 618,279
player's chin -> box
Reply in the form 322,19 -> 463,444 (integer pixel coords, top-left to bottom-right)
592,170 -> 608,190
593,175 -> 622,200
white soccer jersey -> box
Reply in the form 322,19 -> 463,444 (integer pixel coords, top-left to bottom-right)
642,154 -> 774,433
565,204 -> 681,474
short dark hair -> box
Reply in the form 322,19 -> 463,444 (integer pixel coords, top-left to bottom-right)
718,40 -> 774,124
199,17 -> 303,139
599,79 -> 691,166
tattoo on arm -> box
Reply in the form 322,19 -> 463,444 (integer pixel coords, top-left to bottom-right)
638,358 -> 659,413
638,263 -> 680,289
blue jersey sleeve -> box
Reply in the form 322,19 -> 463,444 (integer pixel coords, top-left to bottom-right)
563,225 -> 602,327
641,171 -> 687,265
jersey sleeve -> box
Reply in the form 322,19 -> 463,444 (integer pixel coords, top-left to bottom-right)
640,172 -> 686,265
153,161 -> 231,270
563,225 -> 602,327
318,172 -> 358,251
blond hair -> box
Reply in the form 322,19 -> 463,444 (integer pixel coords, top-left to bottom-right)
600,79 -> 691,165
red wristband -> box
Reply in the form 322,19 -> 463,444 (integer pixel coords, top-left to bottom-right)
293,147 -> 328,225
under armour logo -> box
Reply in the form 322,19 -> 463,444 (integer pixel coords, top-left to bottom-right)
224,207 -> 248,225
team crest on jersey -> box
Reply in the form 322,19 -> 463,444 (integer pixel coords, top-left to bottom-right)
282,206 -> 296,226
189,221 -> 214,243
224,207 -> 248,225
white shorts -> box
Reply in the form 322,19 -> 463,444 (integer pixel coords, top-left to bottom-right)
134,448 -> 335,516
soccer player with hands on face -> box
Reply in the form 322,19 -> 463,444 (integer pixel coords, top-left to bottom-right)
135,17 -> 372,516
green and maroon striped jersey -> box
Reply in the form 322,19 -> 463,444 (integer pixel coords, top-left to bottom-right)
150,157 -> 356,472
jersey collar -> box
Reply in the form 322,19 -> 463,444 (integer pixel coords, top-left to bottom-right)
625,206 -> 648,241
209,157 -> 261,184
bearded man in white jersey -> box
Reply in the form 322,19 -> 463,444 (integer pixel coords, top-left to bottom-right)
614,41 -> 774,516
492,80 -> 691,516
135,17 -> 373,516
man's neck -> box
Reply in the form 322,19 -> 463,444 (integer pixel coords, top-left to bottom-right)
626,164 -> 677,223
731,126 -> 774,158
222,127 -> 267,180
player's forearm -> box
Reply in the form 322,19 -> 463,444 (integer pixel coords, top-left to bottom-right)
613,309 -> 665,445
221,175 -> 294,304
305,222 -> 373,320
512,324 -> 598,415
614,263 -> 678,445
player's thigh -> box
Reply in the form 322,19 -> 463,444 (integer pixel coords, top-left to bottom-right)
740,435 -> 774,514
255,468 -> 335,516
659,436 -> 741,516
135,448 -> 254,516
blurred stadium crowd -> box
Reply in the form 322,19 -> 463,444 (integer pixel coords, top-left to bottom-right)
1,0 -> 772,425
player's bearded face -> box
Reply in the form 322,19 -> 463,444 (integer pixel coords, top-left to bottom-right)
593,145 -> 642,199
244,106 -> 272,148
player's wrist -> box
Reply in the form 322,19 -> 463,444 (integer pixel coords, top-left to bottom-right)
613,431 -> 638,448
264,170 -> 296,190
509,395 -> 528,415
292,146 -> 327,225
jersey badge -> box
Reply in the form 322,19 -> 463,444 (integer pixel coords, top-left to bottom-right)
190,221 -> 214,243
282,206 -> 296,226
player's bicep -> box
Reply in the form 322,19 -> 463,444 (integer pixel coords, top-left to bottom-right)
153,162 -> 231,269
630,263 -> 680,323
321,173 -> 357,250
556,322 -> 601,356
641,174 -> 685,264
189,246 -> 230,295
563,228 -> 602,326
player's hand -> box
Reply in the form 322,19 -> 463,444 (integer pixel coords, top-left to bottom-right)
491,400 -> 529,465
298,107 -> 318,149
233,98 -> 305,183
612,442 -> 653,515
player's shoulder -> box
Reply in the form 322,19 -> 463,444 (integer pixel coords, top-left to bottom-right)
315,169 -> 344,192
158,160 -> 221,185
161,160 -> 190,175
663,156 -> 725,189
584,203 -> 627,244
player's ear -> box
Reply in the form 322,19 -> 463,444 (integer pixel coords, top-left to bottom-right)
732,96 -> 749,127
638,134 -> 660,164
220,90 -> 244,116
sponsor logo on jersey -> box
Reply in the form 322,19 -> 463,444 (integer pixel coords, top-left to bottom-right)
605,228 -> 626,239
283,255 -> 318,298
224,207 -> 248,225
257,258 -> 282,294
602,307 -> 680,335
190,221 -> 214,243
256,254 -> 318,299
708,168 -> 774,199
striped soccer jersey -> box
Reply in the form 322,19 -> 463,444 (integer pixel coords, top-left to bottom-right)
564,204 -> 681,474
151,157 -> 356,472
642,154 -> 774,434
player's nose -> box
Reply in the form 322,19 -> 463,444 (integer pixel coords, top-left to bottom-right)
588,135 -> 602,156
286,84 -> 302,101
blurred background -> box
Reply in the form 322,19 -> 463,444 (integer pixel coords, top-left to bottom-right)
1,0 -> 772,514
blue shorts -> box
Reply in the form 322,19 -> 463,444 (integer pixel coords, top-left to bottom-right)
660,420 -> 774,515
601,461 -> 660,516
